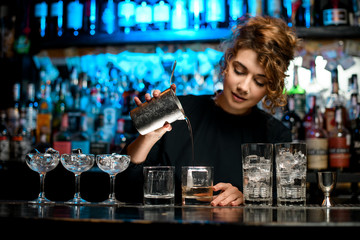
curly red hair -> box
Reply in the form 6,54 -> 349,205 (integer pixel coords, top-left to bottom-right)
220,16 -> 300,114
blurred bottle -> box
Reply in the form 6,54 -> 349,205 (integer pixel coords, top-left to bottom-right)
135,1 -> 153,31
7,83 -> 21,137
0,111 -> 10,162
48,0 -> 63,38
283,0 -> 292,26
25,83 -> 38,146
189,0 -> 205,30
328,106 -> 351,171
100,0 -> 116,34
36,82 -> 52,144
267,0 -> 281,18
325,67 -> 346,133
71,112 -> 90,154
205,0 -> 226,29
323,0 -> 349,26
171,0 -> 189,30
33,0 -> 48,38
11,109 -> 32,162
287,65 -> 306,119
306,59 -> 324,112
306,105 -> 328,171
53,113 -> 72,155
90,114 -> 110,155
303,95 -> 317,135
228,0 -> 247,27
66,0 -> 84,36
247,0 -> 264,17
111,118 -> 127,153
153,0 -> 170,30
84,0 -> 97,35
118,0 -> 136,34
281,95 -> 305,141
350,103 -> 360,171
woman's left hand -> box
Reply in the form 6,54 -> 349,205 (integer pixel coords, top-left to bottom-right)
211,183 -> 243,206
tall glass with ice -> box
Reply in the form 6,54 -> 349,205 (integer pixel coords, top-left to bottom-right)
275,143 -> 307,206
242,143 -> 273,206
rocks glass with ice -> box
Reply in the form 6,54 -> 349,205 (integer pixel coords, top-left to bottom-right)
275,143 -> 307,206
25,148 -> 60,204
181,166 -> 213,205
143,166 -> 175,206
96,153 -> 131,205
61,149 -> 95,205
242,143 -> 273,206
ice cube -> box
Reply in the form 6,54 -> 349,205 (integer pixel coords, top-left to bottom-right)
244,155 -> 260,165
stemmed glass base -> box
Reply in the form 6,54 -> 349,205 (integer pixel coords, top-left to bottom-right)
28,196 -> 55,205
65,197 -> 91,205
99,198 -> 125,206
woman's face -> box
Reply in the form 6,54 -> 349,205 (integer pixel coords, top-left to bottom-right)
217,48 -> 268,115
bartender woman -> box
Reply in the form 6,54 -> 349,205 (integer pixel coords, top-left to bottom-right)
122,16 -> 300,206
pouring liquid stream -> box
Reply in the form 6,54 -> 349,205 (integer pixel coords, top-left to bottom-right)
185,116 -> 195,165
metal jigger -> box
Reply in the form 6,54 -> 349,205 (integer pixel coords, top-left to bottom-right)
317,171 -> 337,207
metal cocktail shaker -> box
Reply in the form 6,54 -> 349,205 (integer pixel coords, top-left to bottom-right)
130,88 -> 186,135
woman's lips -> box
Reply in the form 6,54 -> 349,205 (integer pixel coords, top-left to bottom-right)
232,92 -> 247,103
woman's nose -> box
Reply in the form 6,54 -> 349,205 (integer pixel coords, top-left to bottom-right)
237,75 -> 252,94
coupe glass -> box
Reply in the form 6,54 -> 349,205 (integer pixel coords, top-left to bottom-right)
96,154 -> 131,205
61,149 -> 95,205
25,148 -> 60,204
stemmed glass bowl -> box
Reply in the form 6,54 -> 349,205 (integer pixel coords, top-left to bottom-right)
96,153 -> 131,205
25,148 -> 60,204
61,149 -> 95,205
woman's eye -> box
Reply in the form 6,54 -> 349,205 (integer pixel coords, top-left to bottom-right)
254,80 -> 265,87
234,68 -> 245,75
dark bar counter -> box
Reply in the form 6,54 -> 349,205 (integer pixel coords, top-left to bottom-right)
1,201 -> 360,236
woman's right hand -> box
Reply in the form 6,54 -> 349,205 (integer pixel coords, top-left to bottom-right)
133,84 -> 177,139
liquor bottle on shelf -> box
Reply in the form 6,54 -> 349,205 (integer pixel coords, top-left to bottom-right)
25,83 -> 38,146
153,0 -> 170,31
228,0 -> 247,27
350,103 -> 360,171
36,82 -> 52,144
303,95 -> 317,136
328,106 -> 351,171
11,108 -> 33,162
287,65 -> 306,119
267,0 -> 281,18
135,1 -> 153,31
189,0 -> 205,30
306,105 -> 328,171
118,0 -> 136,34
171,0 -> 189,30
71,112 -> 90,154
7,83 -> 21,137
66,0 -> 84,36
205,0 -> 226,29
33,0 -> 48,38
281,95 -> 305,141
323,0 -> 349,26
53,113 -> 72,155
247,0 -> 264,18
90,114 -> 110,155
83,0 -> 97,35
306,59 -> 325,112
111,118 -> 127,153
0,111 -> 10,162
48,0 -> 63,38
325,67 -> 346,133
100,0 -> 116,35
